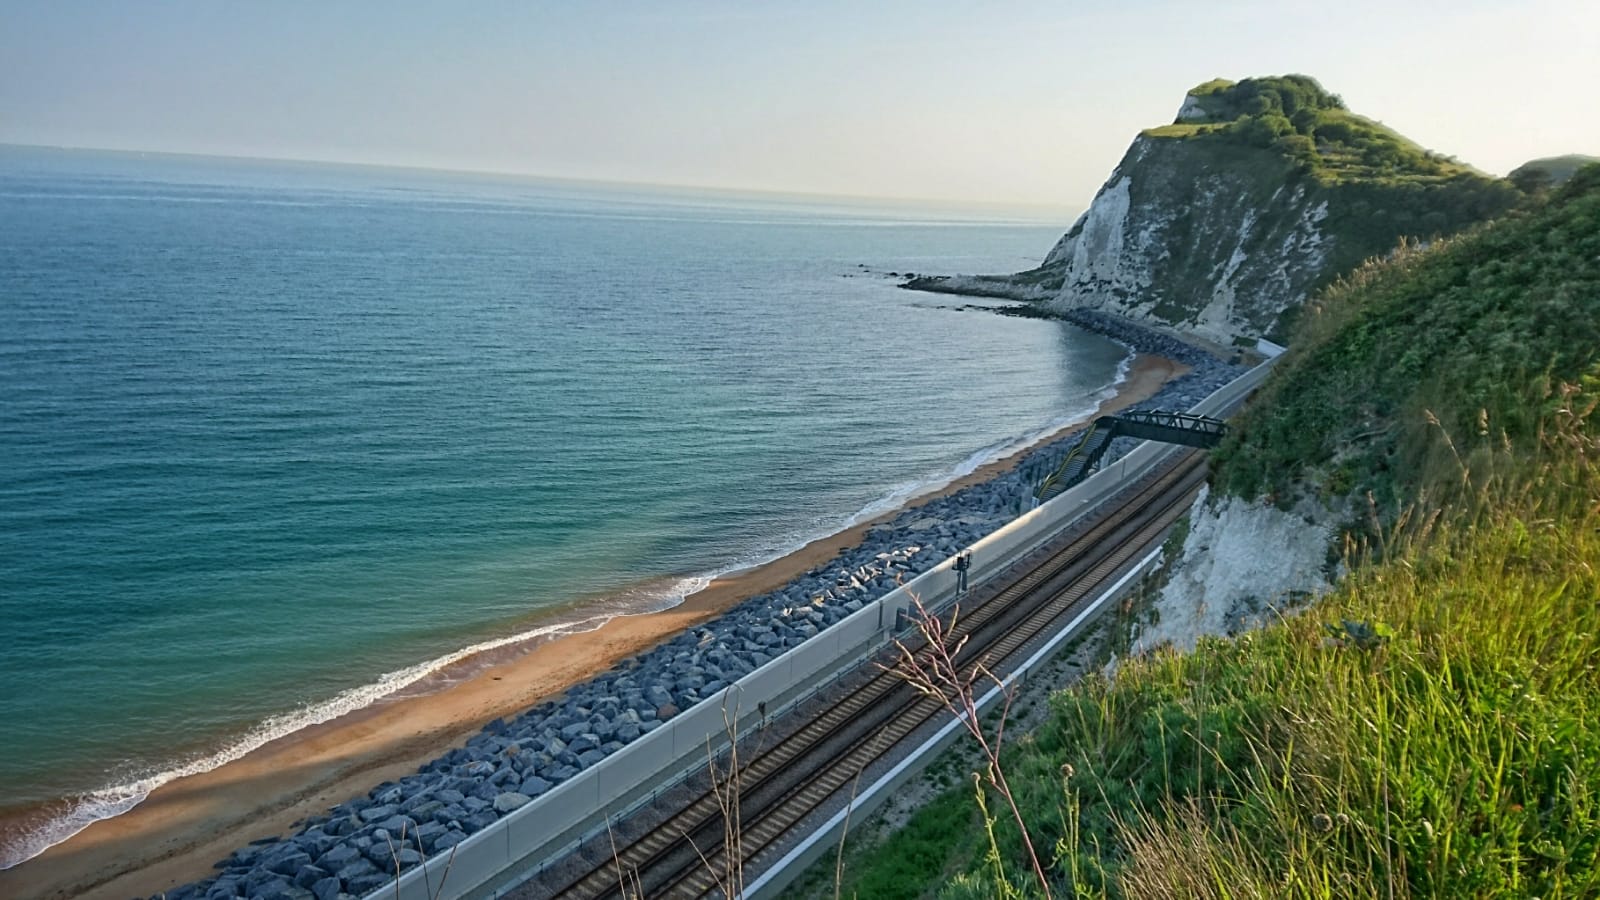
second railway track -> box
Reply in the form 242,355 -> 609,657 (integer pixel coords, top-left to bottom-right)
527,449 -> 1208,900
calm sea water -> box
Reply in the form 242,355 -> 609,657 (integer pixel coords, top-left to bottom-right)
0,146 -> 1119,864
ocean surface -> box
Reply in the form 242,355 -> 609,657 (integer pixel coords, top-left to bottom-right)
0,145 -> 1123,866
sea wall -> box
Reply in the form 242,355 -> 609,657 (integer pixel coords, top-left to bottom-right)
149,327 -> 1243,900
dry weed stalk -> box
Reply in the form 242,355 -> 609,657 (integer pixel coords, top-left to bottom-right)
882,595 -> 1054,899
833,770 -> 862,900
384,820 -> 457,900
606,817 -> 645,899
685,689 -> 766,899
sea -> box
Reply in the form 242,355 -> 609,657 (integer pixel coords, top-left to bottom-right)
0,145 -> 1125,867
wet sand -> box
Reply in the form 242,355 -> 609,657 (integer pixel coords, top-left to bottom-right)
0,353 -> 1185,900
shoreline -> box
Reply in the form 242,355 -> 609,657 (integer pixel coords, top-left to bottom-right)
0,353 -> 1186,900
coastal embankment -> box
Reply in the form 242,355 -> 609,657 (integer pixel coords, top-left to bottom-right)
1,317 -> 1236,900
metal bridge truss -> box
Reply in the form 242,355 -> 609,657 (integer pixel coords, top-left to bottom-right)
1031,410 -> 1227,502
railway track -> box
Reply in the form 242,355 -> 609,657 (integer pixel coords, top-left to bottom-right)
527,449 -> 1207,900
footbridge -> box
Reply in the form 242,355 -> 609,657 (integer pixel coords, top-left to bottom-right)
1031,410 -> 1227,503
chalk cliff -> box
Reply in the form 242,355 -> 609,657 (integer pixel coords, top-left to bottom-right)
909,76 -> 1522,345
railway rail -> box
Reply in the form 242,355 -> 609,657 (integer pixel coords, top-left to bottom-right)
522,448 -> 1207,900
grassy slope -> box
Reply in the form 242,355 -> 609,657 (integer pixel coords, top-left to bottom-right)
1214,166 -> 1600,507
1511,155 -> 1600,189
825,170 -> 1600,899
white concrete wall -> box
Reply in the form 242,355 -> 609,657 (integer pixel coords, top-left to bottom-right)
372,358 -> 1276,900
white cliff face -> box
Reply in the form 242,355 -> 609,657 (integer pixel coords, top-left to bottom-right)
1044,212 -> 1087,267
1193,192 -> 1330,340
1131,486 -> 1333,655
1043,136 -> 1335,344
1065,175 -> 1134,283
1175,93 -> 1209,122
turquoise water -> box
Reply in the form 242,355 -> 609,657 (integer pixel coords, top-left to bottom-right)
0,146 -> 1121,863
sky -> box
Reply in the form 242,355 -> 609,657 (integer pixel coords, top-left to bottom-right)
2,0 -> 1597,210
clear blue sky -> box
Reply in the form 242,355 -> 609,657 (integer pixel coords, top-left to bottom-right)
3,1 -> 1596,208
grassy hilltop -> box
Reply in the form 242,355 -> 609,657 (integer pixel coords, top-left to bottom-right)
828,168 -> 1600,898
1130,76 -> 1521,336
1510,154 -> 1600,193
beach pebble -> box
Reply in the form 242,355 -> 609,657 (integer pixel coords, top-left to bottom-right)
293,863 -> 329,889
314,843 -> 361,871
492,791 -> 531,814
356,803 -> 398,824
265,848 -> 312,878
461,810 -> 498,833
361,839 -> 393,868
517,775 -> 552,797
242,867 -> 292,894
310,877 -> 342,900
345,870 -> 391,895
411,820 -> 447,846
294,830 -> 336,860
381,846 -> 423,873
402,799 -> 444,822
245,879 -> 298,900
377,814 -> 417,836
331,856 -> 377,881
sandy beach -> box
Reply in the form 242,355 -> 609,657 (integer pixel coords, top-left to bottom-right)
0,353 -> 1185,900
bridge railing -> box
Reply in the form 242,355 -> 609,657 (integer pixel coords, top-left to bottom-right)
368,354 -> 1278,900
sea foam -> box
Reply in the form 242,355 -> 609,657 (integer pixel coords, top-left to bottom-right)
0,579 -> 711,871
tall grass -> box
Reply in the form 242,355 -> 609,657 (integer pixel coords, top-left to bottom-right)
841,384 -> 1600,899
1213,165 -> 1600,508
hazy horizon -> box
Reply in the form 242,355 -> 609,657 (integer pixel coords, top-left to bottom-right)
0,141 -> 1085,218
4,1 -> 1598,207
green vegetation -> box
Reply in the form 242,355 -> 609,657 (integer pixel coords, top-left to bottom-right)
942,75 -> 1521,343
823,170 -> 1600,898
1510,154 -> 1600,194
1214,164 -> 1600,506
1184,74 -> 1342,124
1139,122 -> 1213,139
1149,75 -> 1479,186
1110,75 -> 1522,342
826,786 -> 990,900
1142,76 -> 1523,316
